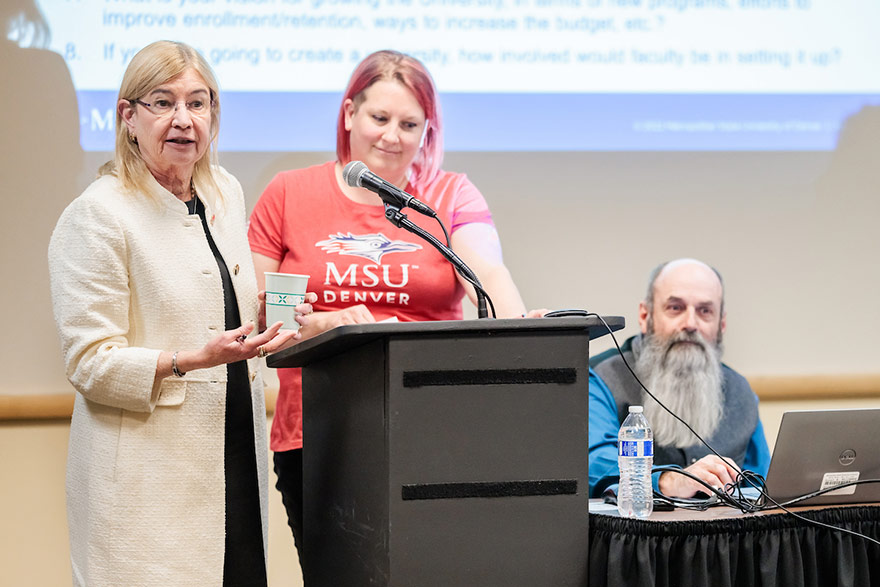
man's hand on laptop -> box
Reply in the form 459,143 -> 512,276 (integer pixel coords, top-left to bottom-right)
658,455 -> 741,498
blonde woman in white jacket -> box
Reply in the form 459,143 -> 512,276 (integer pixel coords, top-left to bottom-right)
48,41 -> 314,587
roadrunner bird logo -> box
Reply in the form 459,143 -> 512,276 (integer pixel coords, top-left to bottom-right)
316,232 -> 422,264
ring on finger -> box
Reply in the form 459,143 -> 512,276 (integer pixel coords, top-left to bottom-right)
257,346 -> 268,358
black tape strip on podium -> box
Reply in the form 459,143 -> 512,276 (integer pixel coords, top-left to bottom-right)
401,479 -> 578,501
402,368 -> 577,387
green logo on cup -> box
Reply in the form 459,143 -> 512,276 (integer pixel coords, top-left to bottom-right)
267,292 -> 305,307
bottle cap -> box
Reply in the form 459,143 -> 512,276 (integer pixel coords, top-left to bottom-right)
628,405 -> 643,413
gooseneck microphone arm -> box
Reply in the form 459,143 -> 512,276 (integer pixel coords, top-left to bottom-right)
383,205 -> 492,319
343,160 -> 494,319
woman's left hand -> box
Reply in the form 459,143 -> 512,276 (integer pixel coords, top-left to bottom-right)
257,291 -> 318,332
293,293 -> 317,331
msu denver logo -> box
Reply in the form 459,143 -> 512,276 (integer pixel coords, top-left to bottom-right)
316,232 -> 422,264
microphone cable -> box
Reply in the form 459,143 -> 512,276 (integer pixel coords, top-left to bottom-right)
343,160 -> 496,317
424,213 -> 497,319
651,467 -> 880,546
384,206 -> 496,318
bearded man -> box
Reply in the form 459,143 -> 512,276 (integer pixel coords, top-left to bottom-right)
588,259 -> 770,498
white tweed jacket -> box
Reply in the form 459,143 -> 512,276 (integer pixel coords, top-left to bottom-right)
49,168 -> 267,587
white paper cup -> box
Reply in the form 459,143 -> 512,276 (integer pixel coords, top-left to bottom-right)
265,272 -> 310,331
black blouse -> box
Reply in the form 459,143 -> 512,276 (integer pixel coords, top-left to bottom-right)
192,195 -> 267,587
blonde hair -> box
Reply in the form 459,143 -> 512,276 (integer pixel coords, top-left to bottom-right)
99,41 -> 224,208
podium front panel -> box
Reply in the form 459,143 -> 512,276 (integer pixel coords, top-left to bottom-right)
302,339 -> 390,585
387,330 -> 589,586
300,321 -> 596,586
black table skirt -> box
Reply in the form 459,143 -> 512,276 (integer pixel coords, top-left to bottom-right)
589,506 -> 880,587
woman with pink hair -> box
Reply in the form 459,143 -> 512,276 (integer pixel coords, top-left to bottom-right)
248,50 -> 536,563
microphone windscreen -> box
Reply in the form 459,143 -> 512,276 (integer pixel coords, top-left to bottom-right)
342,160 -> 368,188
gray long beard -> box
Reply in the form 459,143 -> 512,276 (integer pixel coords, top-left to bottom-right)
635,331 -> 724,448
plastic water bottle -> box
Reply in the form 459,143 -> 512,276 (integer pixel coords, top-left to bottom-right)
618,405 -> 653,518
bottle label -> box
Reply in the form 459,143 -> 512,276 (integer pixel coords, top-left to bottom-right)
619,440 -> 653,457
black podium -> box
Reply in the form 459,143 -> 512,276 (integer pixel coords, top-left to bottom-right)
268,316 -> 623,586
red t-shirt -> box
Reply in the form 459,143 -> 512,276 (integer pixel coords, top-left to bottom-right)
248,161 -> 494,451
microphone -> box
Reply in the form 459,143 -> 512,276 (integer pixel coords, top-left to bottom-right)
342,161 -> 436,217
344,160 -> 491,318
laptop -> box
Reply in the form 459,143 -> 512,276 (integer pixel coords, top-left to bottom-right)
757,408 -> 880,507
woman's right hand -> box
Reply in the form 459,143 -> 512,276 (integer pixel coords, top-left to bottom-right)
163,321 -> 299,378
297,304 -> 376,340
201,321 -> 300,366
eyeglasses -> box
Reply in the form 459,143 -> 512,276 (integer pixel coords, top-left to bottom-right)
132,98 -> 213,117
